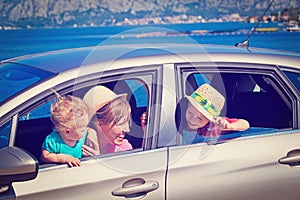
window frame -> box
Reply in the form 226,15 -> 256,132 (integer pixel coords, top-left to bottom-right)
281,67 -> 300,95
175,62 -> 298,135
4,64 -> 162,167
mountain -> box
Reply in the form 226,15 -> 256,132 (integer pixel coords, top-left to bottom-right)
1,0 -> 300,28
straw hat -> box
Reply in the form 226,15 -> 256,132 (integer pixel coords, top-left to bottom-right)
83,85 -> 127,114
186,84 -> 225,122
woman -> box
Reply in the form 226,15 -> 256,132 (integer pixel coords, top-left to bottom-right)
179,84 -> 250,144
82,85 -> 133,155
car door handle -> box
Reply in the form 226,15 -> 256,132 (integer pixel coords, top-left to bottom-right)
112,178 -> 159,198
278,149 -> 300,166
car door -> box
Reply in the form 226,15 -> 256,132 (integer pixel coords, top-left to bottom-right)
166,63 -> 300,200
0,66 -> 167,200
10,148 -> 167,200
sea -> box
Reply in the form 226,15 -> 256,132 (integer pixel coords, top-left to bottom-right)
1,22 -> 300,61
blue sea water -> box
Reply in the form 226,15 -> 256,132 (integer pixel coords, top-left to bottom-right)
1,22 -> 300,61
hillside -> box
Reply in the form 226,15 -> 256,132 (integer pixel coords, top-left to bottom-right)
0,0 -> 300,28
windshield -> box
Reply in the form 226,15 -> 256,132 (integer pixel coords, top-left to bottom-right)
0,62 -> 54,105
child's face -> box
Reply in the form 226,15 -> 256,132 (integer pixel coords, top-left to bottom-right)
185,103 -> 209,130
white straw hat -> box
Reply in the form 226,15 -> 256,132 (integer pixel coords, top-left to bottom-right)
83,85 -> 127,114
186,84 -> 225,122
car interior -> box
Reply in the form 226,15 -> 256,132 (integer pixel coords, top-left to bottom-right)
175,72 -> 293,143
208,73 -> 292,129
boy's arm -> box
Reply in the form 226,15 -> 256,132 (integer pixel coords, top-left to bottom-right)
41,149 -> 81,167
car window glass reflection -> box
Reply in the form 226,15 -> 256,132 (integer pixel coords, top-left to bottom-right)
284,71 -> 300,94
0,63 -> 54,104
0,121 -> 10,149
19,100 -> 54,121
13,78 -> 149,165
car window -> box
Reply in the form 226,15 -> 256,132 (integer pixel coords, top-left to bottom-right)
125,79 -> 148,108
189,72 -> 292,129
13,77 -> 149,163
283,70 -> 300,94
19,100 -> 54,121
0,120 -> 11,149
15,104 -> 54,160
176,71 -> 293,144
101,79 -> 149,149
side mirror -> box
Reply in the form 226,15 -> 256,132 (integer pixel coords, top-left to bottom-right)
0,147 -> 39,193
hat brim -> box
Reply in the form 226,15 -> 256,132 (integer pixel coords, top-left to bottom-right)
186,96 -> 216,123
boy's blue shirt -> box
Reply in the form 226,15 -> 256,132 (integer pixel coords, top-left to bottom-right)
42,129 -> 87,158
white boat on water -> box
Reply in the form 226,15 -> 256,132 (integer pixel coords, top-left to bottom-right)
286,25 -> 300,32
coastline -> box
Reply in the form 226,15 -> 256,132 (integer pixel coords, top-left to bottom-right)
1,22 -> 299,62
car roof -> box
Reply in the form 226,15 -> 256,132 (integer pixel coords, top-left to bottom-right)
2,43 -> 300,73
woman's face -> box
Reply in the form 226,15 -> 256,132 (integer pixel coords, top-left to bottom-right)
100,115 -> 130,146
96,97 -> 131,146
185,103 -> 209,130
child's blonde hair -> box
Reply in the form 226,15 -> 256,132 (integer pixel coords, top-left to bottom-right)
50,90 -> 89,134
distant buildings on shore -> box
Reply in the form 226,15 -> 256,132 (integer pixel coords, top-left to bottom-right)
113,12 -> 300,26
1,10 -> 299,30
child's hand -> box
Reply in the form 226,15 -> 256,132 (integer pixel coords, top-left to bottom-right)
65,155 -> 81,167
215,117 -> 231,130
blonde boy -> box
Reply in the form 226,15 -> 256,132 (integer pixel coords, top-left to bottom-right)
41,94 -> 98,167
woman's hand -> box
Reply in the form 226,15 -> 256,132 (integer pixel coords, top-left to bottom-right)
83,128 -> 100,156
82,144 -> 100,157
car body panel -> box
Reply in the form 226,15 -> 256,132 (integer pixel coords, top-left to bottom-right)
12,148 -> 167,199
167,130 -> 300,200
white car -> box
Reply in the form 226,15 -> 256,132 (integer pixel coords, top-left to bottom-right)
1,43 -> 300,200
